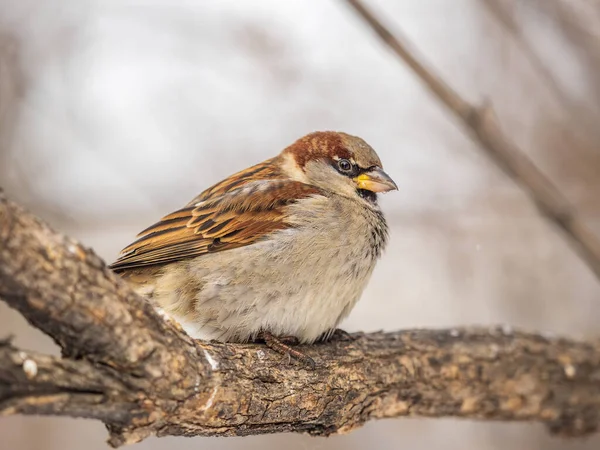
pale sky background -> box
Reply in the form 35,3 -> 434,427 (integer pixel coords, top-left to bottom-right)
1,1 -> 599,449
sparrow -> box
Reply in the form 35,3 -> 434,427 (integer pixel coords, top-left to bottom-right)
110,131 -> 396,366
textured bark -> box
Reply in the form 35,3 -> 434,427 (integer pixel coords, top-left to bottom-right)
1,190 -> 600,447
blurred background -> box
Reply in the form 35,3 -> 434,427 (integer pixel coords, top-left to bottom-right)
1,0 -> 599,449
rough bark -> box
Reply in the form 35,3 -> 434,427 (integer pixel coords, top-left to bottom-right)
1,190 -> 599,447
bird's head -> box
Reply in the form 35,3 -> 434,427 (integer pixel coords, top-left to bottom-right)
279,131 -> 397,205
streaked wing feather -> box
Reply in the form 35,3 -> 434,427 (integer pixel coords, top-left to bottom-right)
109,175 -> 322,271
186,158 -> 282,205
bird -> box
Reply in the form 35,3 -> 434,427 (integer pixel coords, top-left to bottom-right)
110,131 -> 397,366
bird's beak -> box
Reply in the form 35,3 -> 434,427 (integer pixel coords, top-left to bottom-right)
354,167 -> 398,193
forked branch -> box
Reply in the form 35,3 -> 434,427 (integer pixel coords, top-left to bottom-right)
1,191 -> 599,446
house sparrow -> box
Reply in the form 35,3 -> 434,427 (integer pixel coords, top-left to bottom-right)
110,131 -> 396,366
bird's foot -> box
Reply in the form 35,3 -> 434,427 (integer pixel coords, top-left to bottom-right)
256,331 -> 316,369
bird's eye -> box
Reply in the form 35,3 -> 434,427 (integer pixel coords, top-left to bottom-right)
337,159 -> 352,172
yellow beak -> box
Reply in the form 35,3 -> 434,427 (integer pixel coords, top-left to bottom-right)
354,167 -> 398,193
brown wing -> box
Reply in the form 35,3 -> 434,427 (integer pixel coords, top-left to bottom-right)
109,177 -> 323,272
186,158 -> 283,205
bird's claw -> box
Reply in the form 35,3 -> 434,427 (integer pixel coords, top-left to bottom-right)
257,331 -> 316,369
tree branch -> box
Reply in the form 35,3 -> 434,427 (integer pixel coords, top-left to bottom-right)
343,0 -> 600,281
1,188 -> 600,447
479,0 -> 600,144
0,338 -> 138,424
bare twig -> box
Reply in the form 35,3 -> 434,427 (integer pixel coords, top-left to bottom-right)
532,0 -> 600,112
343,0 -> 600,280
1,191 -> 600,446
0,34 -> 22,164
480,0 -> 600,144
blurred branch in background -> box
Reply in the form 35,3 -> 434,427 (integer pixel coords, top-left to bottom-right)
0,33 -> 74,226
480,0 -> 600,145
1,189 -> 600,446
343,0 -> 600,280
533,0 -> 600,100
0,33 -> 22,172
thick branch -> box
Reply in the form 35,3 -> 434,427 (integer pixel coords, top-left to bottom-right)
1,189 -> 600,447
0,187 -> 201,377
0,338 -> 138,423
343,0 -> 600,281
2,328 -> 600,445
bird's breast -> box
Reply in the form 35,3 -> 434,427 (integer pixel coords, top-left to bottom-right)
152,195 -> 388,343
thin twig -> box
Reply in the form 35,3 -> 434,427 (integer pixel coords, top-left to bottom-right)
343,0 -> 600,280
480,0 -> 600,144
